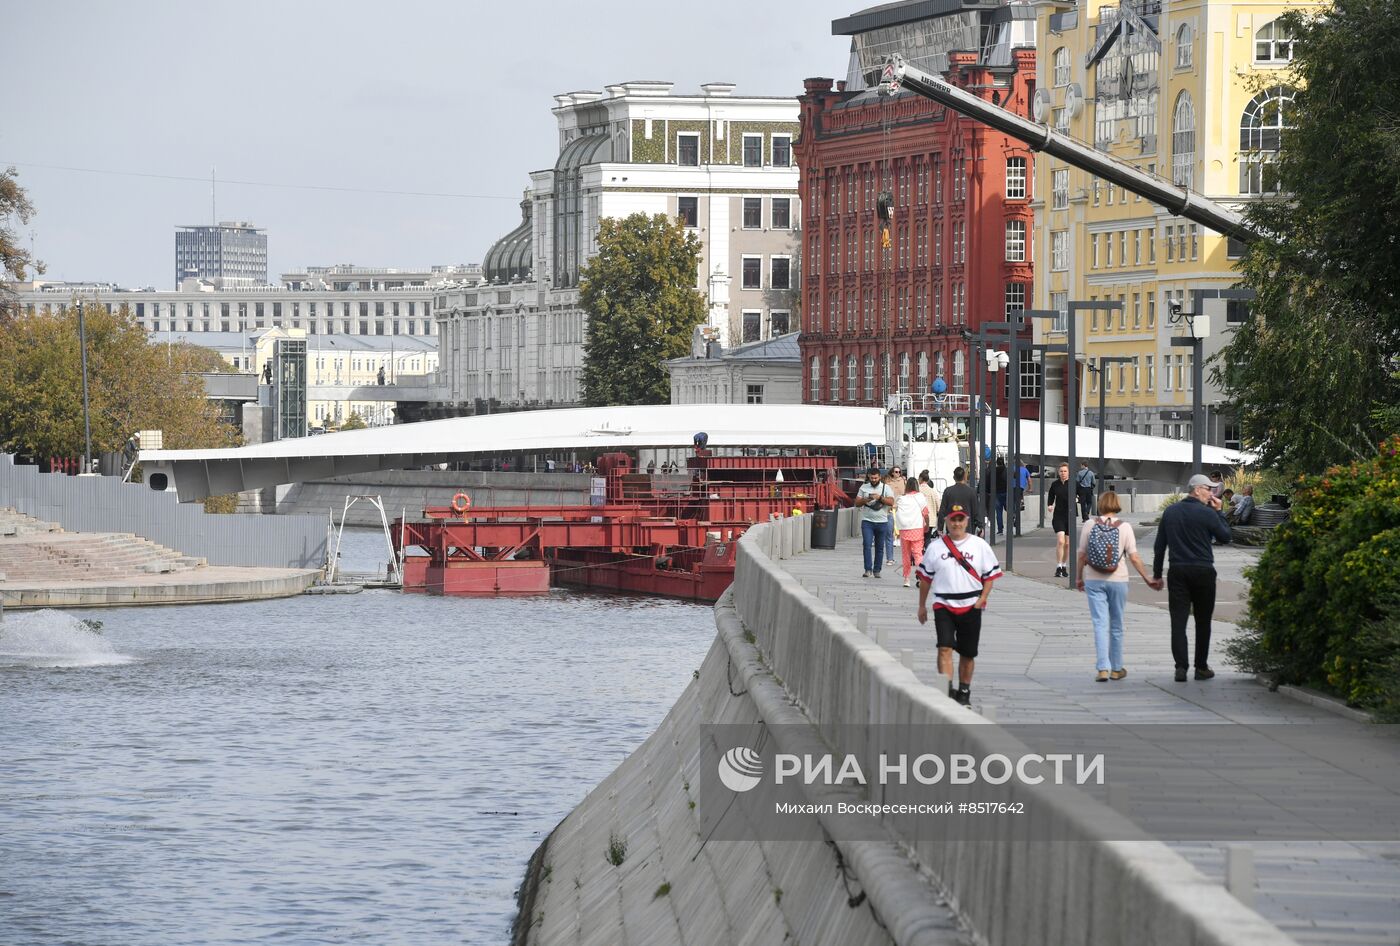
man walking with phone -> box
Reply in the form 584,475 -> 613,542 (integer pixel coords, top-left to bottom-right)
1153,473 -> 1232,681
916,503 -> 1002,706
857,465 -> 895,578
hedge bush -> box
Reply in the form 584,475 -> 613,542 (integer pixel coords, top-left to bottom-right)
1227,438 -> 1400,716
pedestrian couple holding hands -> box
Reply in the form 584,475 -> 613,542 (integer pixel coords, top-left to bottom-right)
1071,474 -> 1231,684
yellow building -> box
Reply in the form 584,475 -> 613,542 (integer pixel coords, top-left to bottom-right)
1032,0 -> 1319,449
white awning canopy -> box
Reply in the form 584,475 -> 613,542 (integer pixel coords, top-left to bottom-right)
140,403 -> 1250,500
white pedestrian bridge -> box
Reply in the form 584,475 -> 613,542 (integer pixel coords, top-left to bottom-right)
140,403 -> 1247,501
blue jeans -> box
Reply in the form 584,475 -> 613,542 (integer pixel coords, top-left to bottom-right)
861,519 -> 891,573
1084,580 -> 1127,671
996,492 -> 1007,533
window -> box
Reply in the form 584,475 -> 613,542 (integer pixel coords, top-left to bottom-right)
1146,354 -> 1155,390
1051,291 -> 1068,333
1005,220 -> 1026,262
1148,229 -> 1156,263
678,134 -> 699,166
1255,19 -> 1294,63
1133,230 -> 1142,265
746,384 -> 764,404
771,310 -> 790,335
742,256 -> 762,289
1019,349 -> 1042,400
743,197 -> 762,229
1006,157 -> 1027,199
770,257 -> 791,290
898,353 -> 911,392
810,357 -> 820,402
1132,292 -> 1141,329
1175,23 -> 1193,68
830,355 -> 840,401
771,197 -> 791,229
847,354 -> 857,401
742,311 -> 762,342
1092,179 -> 1101,206
677,196 -> 698,228
1148,293 -> 1156,328
1052,168 -> 1069,209
772,135 -> 791,167
1165,225 -> 1175,261
1172,92 -> 1196,188
1052,230 -> 1069,271
1240,86 -> 1295,195
1005,282 -> 1026,318
1053,47 -> 1071,87
1189,224 -> 1199,260
918,352 -> 929,391
1106,231 -> 1114,267
1091,233 -> 1100,268
953,350 -> 965,393
743,134 -> 763,167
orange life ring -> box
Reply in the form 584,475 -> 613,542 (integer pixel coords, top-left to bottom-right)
451,492 -> 472,514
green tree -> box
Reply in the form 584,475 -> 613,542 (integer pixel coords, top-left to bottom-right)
0,167 -> 44,319
0,302 -> 239,459
580,213 -> 707,406
336,411 -> 368,431
1216,0 -> 1400,474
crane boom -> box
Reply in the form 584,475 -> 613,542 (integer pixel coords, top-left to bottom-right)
878,54 -> 1261,244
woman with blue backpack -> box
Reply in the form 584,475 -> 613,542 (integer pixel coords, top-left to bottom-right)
1075,490 -> 1163,682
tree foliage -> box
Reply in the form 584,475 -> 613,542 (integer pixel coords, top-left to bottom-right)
1,167 -> 45,319
580,213 -> 708,406
1216,0 -> 1400,474
0,302 -> 240,459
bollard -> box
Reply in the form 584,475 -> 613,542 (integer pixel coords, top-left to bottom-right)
981,704 -> 997,721
856,611 -> 869,635
1225,845 -> 1256,908
875,626 -> 889,648
900,649 -> 915,669
829,591 -> 842,615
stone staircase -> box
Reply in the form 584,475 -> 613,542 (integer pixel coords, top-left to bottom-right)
0,507 -> 206,583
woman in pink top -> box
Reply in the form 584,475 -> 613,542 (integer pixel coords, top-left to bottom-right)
1074,491 -> 1163,682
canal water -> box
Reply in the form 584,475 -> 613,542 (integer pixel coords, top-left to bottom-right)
0,531 -> 715,945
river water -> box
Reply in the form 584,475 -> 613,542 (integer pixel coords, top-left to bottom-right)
0,531 -> 714,945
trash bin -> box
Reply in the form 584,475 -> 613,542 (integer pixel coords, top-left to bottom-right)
811,507 -> 839,550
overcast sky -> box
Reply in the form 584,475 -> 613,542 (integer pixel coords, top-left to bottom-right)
7,0 -> 859,289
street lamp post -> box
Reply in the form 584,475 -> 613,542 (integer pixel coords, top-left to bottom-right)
1065,300 -> 1121,589
76,301 -> 93,474
1005,310 -> 1064,543
1172,288 -> 1255,470
1090,355 -> 1134,512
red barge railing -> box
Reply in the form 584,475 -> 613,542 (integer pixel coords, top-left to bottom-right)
392,451 -> 848,601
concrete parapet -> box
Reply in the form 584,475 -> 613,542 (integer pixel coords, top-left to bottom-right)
729,517 -> 1295,946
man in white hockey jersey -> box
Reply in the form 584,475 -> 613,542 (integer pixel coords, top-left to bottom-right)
915,503 -> 1002,706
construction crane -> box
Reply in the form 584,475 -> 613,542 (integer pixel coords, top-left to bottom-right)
876,54 -> 1262,244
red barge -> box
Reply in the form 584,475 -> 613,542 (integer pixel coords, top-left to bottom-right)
393,451 -> 848,602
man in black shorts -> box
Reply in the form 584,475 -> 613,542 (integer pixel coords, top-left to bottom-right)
915,504 -> 1003,706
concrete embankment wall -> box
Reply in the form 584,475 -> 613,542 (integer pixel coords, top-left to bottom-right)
275,471 -> 592,525
514,511 -> 1293,946
0,455 -> 326,569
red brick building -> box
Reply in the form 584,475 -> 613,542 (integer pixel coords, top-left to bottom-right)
798,1 -> 1038,415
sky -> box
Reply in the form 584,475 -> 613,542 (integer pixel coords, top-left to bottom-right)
7,0 -> 860,289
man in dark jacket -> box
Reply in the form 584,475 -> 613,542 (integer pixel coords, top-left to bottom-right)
937,466 -> 981,535
1153,474 -> 1232,681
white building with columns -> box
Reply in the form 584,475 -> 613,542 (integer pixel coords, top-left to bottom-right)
432,80 -> 801,415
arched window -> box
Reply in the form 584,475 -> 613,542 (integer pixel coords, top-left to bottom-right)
917,352 -> 930,391
810,356 -> 820,403
829,355 -> 840,402
846,354 -> 857,402
899,353 -> 911,393
1240,86 -> 1295,195
1053,47 -> 1070,87
880,352 -> 891,400
1175,24 -> 1193,68
1171,92 -> 1195,188
1255,19 -> 1294,64
952,350 -> 965,393
863,353 -> 875,401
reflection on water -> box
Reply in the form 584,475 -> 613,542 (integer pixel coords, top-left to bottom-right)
0,531 -> 714,945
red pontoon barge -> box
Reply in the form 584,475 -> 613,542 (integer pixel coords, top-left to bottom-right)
393,451 -> 847,602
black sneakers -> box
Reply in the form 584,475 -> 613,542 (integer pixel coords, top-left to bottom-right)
1174,667 -> 1188,682
1194,666 -> 1216,680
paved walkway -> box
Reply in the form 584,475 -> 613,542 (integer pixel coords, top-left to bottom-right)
784,524 -> 1400,946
